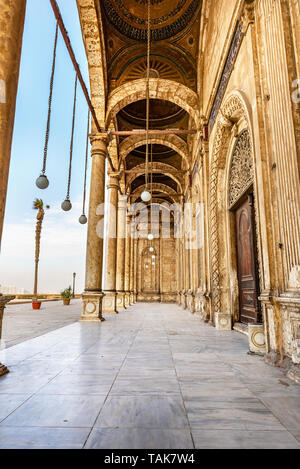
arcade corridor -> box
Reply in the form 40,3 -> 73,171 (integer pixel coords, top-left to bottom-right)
0,303 -> 299,449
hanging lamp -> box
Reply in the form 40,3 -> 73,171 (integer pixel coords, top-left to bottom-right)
79,110 -> 90,224
36,22 -> 59,190
62,74 -> 78,212
141,0 -> 152,204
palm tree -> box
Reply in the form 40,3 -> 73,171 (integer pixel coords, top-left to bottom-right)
33,199 -> 50,302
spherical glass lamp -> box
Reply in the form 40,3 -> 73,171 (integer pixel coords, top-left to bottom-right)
79,214 -> 87,225
36,174 -> 49,189
152,255 -> 155,259
61,199 -> 72,212
148,233 -> 154,241
141,190 -> 151,202
149,247 -> 154,253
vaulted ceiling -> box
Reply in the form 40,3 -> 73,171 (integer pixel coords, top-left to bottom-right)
96,0 -> 202,200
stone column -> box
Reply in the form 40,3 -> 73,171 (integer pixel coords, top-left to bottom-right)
133,237 -> 138,303
116,194 -> 127,310
0,0 -> 26,247
102,172 -> 120,314
124,214 -> 131,307
82,135 -> 108,321
0,295 -> 15,376
129,222 -> 135,304
159,232 -> 163,301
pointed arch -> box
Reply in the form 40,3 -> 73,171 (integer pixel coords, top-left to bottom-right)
106,78 -> 200,128
119,134 -> 190,170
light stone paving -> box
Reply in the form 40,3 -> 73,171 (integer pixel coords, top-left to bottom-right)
1,300 -> 82,348
0,302 -> 299,449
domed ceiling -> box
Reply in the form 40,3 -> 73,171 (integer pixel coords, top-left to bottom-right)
102,0 -> 200,41
96,0 -> 200,197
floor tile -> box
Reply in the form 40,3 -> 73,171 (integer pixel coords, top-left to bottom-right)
94,395 -> 188,429
1,394 -> 106,428
85,428 -> 194,449
192,429 -> 300,449
0,394 -> 31,422
37,373 -> 114,395
187,407 -> 284,430
0,426 -> 90,449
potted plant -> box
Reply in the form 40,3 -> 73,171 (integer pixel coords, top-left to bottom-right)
61,286 -> 72,306
32,199 -> 50,310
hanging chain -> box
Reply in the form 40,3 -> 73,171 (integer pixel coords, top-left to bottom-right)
145,0 -> 151,190
66,74 -> 78,200
150,142 -> 153,229
42,21 -> 59,175
82,109 -> 90,215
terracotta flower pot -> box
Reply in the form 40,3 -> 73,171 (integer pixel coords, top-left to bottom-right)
63,298 -> 71,306
32,301 -> 41,310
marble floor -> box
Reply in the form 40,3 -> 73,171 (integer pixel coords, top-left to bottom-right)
0,302 -> 299,449
2,299 -> 82,348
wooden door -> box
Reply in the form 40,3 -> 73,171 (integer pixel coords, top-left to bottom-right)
235,195 -> 260,324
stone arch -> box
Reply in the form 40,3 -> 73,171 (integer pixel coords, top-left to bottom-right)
126,162 -> 183,192
77,0 -> 107,126
106,78 -> 200,128
118,134 -> 190,170
131,183 -> 177,203
209,90 -> 256,315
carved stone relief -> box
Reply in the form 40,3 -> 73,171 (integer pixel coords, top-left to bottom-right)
228,129 -> 254,208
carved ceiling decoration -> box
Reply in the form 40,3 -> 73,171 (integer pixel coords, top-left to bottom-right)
229,129 -> 254,207
102,0 -> 200,42
95,0 -> 201,197
119,58 -> 183,85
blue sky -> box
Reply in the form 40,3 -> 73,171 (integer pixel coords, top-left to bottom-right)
0,0 -> 93,293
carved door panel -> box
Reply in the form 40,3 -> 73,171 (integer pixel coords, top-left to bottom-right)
235,195 -> 260,324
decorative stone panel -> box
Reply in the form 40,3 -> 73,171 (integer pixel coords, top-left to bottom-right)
215,312 -> 232,331
228,129 -> 254,208
81,292 -> 105,322
248,324 -> 266,355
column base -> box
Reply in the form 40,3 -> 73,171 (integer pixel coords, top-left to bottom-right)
0,363 -> 9,377
287,364 -> 300,385
81,292 -> 105,322
183,291 -> 188,309
124,292 -> 131,308
102,291 -> 118,314
116,292 -> 126,311
130,292 -> 134,305
187,290 -> 195,314
248,324 -> 266,355
215,312 -> 232,331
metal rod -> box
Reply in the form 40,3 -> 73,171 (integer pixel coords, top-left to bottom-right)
124,169 -> 187,174
49,0 -> 103,134
110,129 -> 198,136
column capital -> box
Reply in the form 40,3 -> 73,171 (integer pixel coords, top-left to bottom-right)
107,172 -> 120,190
89,133 -> 109,157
